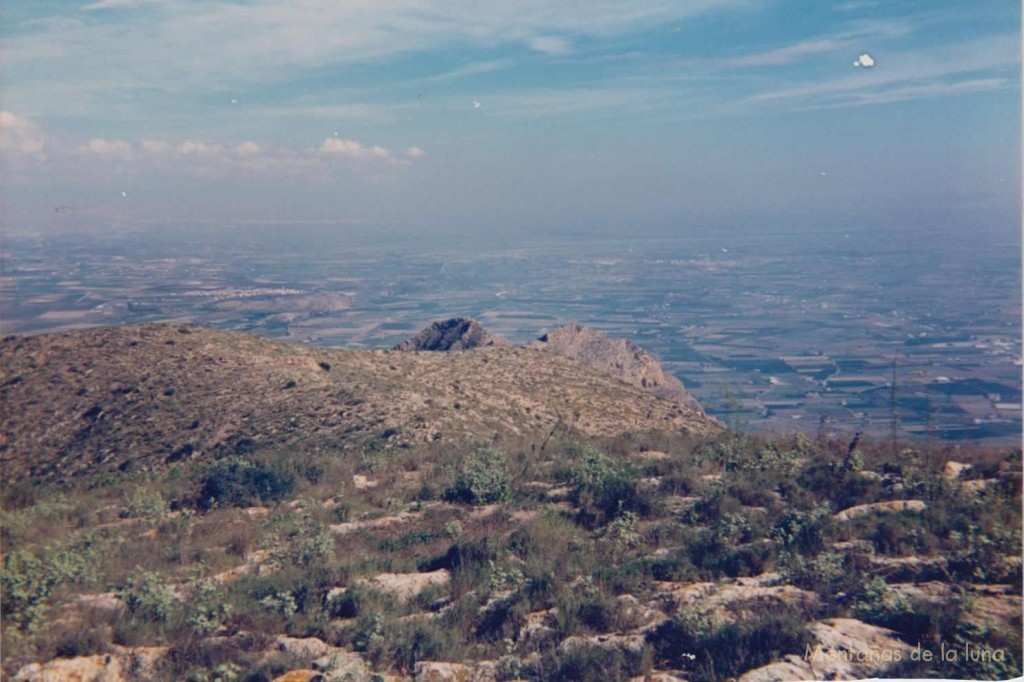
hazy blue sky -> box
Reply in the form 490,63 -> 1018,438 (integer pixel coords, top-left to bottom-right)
1,0 -> 1019,236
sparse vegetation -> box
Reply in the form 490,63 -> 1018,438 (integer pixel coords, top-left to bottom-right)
0,373 -> 1020,680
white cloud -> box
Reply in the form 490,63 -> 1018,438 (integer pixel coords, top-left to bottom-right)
0,110 -> 50,159
0,111 -> 342,179
744,33 -> 1018,109
235,141 -> 263,155
834,1 -> 880,11
78,137 -> 134,160
140,139 -> 172,154
81,0 -> 163,10
796,77 -> 1011,110
177,141 -> 221,156
318,137 -> 392,159
417,59 -> 514,84
678,20 -> 913,72
4,0 -> 751,102
528,36 -> 571,55
853,53 -> 875,67
715,39 -> 848,67
405,146 -> 426,158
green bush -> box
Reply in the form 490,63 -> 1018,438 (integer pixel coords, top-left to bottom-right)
567,445 -> 649,526
648,605 -> 810,679
647,552 -> 696,582
1,549 -> 55,633
946,523 -> 1022,583
121,486 -> 169,520
542,645 -> 636,682
118,567 -> 177,623
496,655 -> 524,681
185,576 -> 231,636
278,521 -> 336,568
854,575 -> 898,612
444,444 -> 512,505
198,457 -> 295,510
259,591 -> 298,619
602,511 -> 642,551
1,536 -> 107,634
769,505 -> 831,556
699,615 -> 811,679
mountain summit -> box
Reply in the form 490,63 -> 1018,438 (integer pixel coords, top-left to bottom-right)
392,317 -> 508,351
394,318 -> 706,411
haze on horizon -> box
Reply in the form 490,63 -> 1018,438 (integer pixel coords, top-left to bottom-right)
0,0 -> 1020,239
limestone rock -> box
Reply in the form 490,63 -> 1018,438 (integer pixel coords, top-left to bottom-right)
413,661 -> 472,681
14,654 -> 124,682
834,500 -> 926,521
739,617 -> 912,682
277,636 -> 334,661
531,324 -> 695,404
272,671 -> 324,682
943,460 -> 971,480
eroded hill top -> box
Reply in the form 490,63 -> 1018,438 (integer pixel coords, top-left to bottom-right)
0,323 -> 720,481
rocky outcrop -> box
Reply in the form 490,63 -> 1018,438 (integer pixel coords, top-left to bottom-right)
271,637 -> 371,681
833,500 -> 927,522
394,318 -> 507,351
413,661 -> 498,681
328,569 -> 452,605
738,618 -> 913,681
13,648 -> 167,682
532,324 -> 700,407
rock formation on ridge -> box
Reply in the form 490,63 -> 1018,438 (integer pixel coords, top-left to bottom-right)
392,317 -> 508,352
532,323 -> 699,407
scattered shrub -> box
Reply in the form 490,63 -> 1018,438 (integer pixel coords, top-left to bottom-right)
185,576 -> 231,636
118,567 -> 177,623
121,486 -> 168,520
567,445 -> 649,526
276,521 -> 335,568
648,604 -> 810,679
444,444 -> 512,505
602,510 -> 642,551
259,591 -> 298,620
1,549 -> 55,633
496,654 -> 524,681
770,505 -> 831,556
542,644 -> 636,682
946,523 -> 1022,583
198,457 -> 295,510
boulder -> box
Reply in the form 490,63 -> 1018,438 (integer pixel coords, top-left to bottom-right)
833,500 -> 926,522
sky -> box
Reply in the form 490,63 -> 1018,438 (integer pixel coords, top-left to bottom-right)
0,0 -> 1020,238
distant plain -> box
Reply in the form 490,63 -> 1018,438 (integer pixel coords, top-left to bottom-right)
1,219 -> 1020,445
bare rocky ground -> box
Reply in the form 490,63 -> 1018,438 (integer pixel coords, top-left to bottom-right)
1,325 -> 1020,681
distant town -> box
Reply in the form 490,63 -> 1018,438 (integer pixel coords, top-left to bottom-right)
2,224 -> 1020,445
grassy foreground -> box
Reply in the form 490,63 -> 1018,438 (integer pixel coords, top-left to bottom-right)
2,429 -> 1021,681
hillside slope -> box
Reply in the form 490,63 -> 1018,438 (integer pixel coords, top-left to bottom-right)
0,323 -> 721,481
